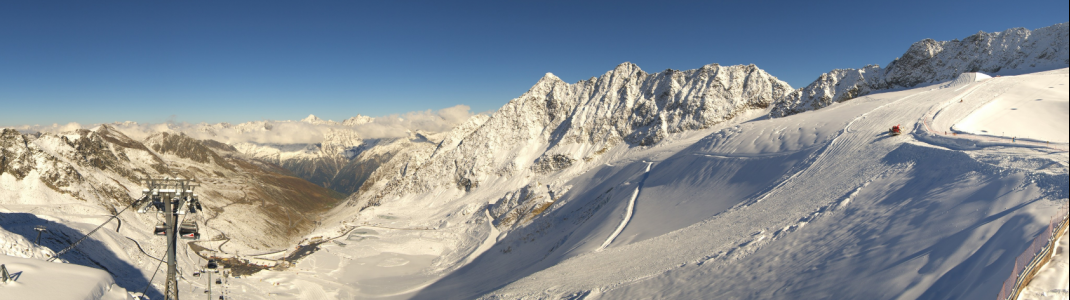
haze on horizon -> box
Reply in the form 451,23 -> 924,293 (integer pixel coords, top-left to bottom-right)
1,0 -> 1067,127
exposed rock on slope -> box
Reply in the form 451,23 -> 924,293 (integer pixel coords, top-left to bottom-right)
772,22 -> 1069,116
346,63 -> 792,210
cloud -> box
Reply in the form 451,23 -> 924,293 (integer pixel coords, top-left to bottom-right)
14,105 -> 479,145
13,122 -> 84,134
355,104 -> 475,139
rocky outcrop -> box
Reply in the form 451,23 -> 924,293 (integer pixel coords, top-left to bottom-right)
145,132 -> 234,170
346,62 -> 792,210
772,23 -> 1069,117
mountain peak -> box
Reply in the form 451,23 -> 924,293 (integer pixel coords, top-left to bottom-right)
343,115 -> 373,126
302,114 -> 322,123
532,73 -> 564,88
613,61 -> 641,74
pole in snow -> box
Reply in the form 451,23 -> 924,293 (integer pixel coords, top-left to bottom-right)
34,225 -> 46,246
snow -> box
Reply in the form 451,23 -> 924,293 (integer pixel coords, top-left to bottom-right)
402,68 -> 1068,300
772,23 -> 1068,117
955,70 -> 1069,143
597,162 -> 650,251
0,254 -> 132,300
1,23 -> 1067,300
1018,227 -> 1070,300
182,67 -> 1064,300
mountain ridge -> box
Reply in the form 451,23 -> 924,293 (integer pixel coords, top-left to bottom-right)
771,22 -> 1069,116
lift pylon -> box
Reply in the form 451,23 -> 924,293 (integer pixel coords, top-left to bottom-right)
137,177 -> 201,300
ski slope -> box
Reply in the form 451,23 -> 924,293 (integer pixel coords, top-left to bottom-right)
406,68 -> 1069,299
953,71 -> 1069,144
0,252 -> 132,300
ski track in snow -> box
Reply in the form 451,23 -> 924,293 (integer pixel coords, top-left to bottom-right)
297,279 -> 330,300
598,162 -> 652,252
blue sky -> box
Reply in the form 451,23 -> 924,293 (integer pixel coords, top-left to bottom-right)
1,0 -> 1066,127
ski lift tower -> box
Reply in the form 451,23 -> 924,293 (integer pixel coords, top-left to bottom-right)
138,177 -> 200,300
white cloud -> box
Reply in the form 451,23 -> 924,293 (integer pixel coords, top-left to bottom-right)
14,105 -> 479,145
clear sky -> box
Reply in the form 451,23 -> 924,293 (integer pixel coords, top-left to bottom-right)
1,0 -> 1067,127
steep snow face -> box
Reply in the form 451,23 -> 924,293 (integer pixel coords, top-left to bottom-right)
772,23 -> 1069,117
345,63 -> 791,209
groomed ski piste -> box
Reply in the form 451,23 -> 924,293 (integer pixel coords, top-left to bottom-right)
1,68 -> 1066,299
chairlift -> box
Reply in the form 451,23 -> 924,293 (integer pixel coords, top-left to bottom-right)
206,260 -> 218,269
154,222 -> 167,236
215,278 -> 222,284
193,271 -> 201,277
179,220 -> 200,240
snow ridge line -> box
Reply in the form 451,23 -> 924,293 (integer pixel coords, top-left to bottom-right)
598,162 -> 653,252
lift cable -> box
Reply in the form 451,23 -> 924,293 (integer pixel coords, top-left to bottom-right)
141,252 -> 166,297
48,198 -> 139,262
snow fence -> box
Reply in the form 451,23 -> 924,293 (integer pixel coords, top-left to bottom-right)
996,204 -> 1070,300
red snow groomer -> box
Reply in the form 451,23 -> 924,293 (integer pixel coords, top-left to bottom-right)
889,124 -> 902,136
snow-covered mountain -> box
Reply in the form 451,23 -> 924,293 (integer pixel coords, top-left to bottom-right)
2,22 -> 1067,300
301,23 -> 1066,300
106,109 -> 474,196
771,22 -> 1069,117
344,63 -> 792,212
195,115 -> 370,194
1,125 -> 343,298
